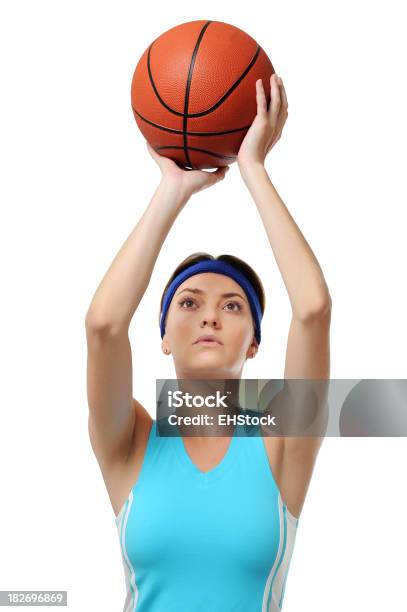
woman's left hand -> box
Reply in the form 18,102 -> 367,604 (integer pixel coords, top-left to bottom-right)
237,73 -> 288,170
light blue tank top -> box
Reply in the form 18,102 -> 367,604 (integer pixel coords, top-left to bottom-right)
115,417 -> 299,612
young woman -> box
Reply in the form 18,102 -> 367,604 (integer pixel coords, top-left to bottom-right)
85,74 -> 332,611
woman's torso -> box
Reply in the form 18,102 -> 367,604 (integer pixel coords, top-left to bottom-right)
111,412 -> 300,612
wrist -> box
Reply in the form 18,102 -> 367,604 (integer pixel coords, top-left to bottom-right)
159,174 -> 191,206
238,161 -> 267,183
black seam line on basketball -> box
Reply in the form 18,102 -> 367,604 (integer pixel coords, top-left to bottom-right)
132,106 -> 252,135
155,145 -> 236,161
147,39 -> 261,119
183,21 -> 213,169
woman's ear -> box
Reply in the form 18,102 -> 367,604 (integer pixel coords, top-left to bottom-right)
246,338 -> 259,359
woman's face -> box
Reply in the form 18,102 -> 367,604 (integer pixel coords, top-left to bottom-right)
162,272 -> 258,378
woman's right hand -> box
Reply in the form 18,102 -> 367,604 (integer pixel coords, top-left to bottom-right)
146,142 -> 230,199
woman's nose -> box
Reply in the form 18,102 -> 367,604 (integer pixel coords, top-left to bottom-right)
200,304 -> 221,328
201,313 -> 220,328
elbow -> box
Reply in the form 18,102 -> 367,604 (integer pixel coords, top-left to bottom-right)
296,294 -> 332,323
85,315 -> 113,338
85,309 -> 123,337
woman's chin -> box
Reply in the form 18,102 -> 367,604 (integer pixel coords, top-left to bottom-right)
185,357 -> 225,375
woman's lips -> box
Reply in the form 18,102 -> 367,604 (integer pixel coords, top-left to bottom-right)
194,334 -> 223,345
195,339 -> 222,345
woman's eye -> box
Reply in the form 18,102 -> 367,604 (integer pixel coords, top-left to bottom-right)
179,298 -> 195,308
224,301 -> 243,312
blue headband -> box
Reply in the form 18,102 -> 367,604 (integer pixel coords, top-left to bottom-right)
159,259 -> 262,344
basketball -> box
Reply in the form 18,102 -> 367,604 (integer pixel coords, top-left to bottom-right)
130,20 -> 275,170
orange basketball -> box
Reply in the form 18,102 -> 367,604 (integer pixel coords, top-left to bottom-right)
130,20 -> 275,170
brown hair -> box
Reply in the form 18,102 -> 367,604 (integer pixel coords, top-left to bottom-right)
158,252 -> 266,329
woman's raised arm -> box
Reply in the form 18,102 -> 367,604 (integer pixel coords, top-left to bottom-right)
237,74 -> 331,518
85,147 -> 229,470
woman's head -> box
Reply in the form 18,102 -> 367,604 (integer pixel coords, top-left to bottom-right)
159,253 -> 265,378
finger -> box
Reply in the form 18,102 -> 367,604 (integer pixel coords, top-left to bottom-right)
147,141 -> 169,168
147,142 -> 164,159
256,79 -> 268,116
278,76 -> 289,111
269,118 -> 285,151
211,166 -> 230,181
214,166 -> 229,179
266,77 -> 288,151
269,73 -> 281,121
270,113 -> 286,149
146,142 -> 157,158
275,78 -> 289,135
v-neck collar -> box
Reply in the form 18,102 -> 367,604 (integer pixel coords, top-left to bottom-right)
173,422 -> 240,478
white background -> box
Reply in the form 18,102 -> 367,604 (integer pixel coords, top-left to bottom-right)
1,0 -> 406,610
